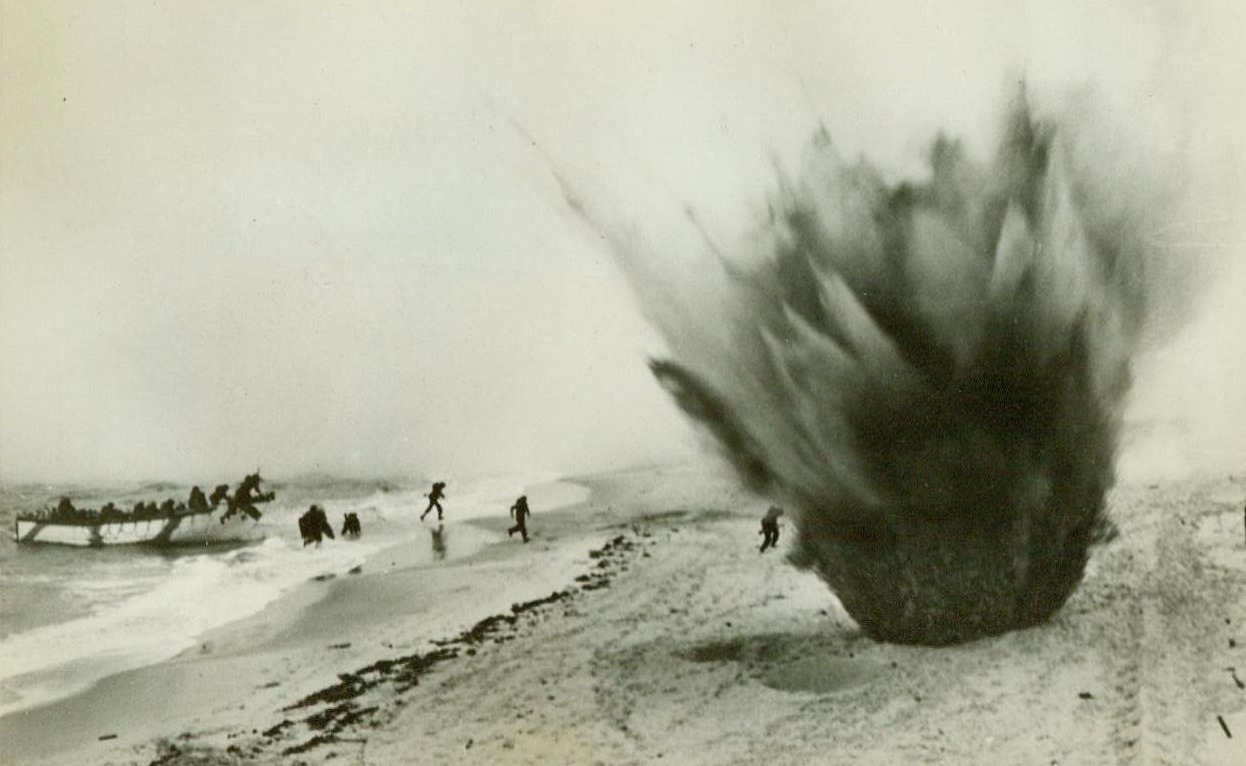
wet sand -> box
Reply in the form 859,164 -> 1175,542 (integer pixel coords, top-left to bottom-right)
3,462 -> 1244,765
0,479 -> 603,764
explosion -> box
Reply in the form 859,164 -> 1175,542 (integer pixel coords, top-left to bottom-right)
604,95 -> 1185,645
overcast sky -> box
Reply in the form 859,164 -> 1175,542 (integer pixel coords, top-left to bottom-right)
2,0 -> 1243,483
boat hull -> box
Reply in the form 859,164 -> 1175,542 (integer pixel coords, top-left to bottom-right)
12,509 -> 265,547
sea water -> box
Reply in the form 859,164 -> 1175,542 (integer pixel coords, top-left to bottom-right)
0,473 -> 558,717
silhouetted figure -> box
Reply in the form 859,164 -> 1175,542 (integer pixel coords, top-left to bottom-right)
234,473 -> 258,504
100,502 -> 122,522
55,497 -> 77,521
298,505 -> 335,547
508,495 -> 531,543
759,506 -> 783,553
341,512 -> 362,538
221,472 -> 274,523
188,486 -> 209,513
159,499 -> 177,516
209,484 -> 231,508
420,482 -> 447,521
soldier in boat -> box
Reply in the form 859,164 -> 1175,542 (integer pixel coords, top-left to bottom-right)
187,486 -> 209,513
53,497 -> 77,522
209,484 -> 231,508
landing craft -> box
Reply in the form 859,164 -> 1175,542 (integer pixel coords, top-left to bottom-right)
12,473 -> 274,547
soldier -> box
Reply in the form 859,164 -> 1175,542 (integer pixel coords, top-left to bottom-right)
187,485 -> 209,513
54,497 -> 77,521
759,506 -> 784,553
420,481 -> 447,522
508,495 -> 531,543
298,505 -> 335,547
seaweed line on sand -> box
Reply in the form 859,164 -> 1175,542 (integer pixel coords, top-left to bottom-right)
145,529 -> 653,764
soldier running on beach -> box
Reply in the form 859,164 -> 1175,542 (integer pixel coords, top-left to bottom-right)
420,481 -> 447,521
759,506 -> 783,553
508,495 -> 531,543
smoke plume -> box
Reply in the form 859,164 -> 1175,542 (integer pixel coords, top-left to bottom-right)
599,93 -> 1193,644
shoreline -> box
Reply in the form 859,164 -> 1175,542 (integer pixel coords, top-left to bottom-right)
5,462 -> 1243,765
0,477 -> 608,765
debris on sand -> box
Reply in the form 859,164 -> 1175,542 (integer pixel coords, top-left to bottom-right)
230,526 -> 654,760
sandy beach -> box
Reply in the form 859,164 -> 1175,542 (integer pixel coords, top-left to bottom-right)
2,461 -> 1244,766
4,1 -> 1244,764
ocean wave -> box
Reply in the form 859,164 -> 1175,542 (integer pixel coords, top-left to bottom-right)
0,472 -> 560,716
0,533 -> 380,716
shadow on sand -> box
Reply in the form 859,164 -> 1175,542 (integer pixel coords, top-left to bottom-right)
677,632 -> 883,694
